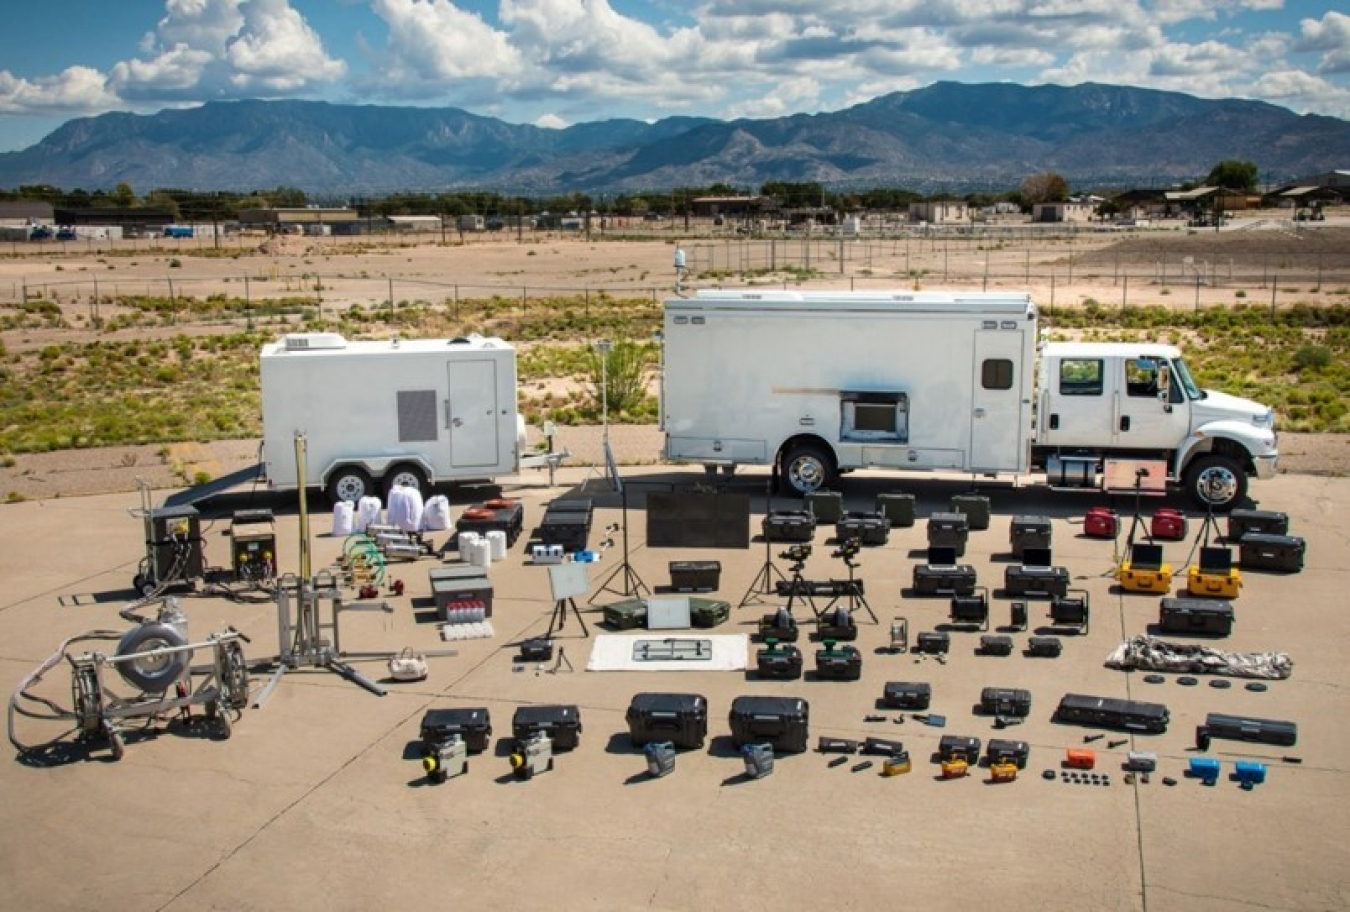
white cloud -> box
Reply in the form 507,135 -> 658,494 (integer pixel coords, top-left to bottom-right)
534,113 -> 568,128
1251,68 -> 1350,118
1296,11 -> 1350,74
225,0 -> 346,91
0,67 -> 119,115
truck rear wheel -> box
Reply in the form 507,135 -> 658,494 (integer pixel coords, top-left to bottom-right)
780,443 -> 834,496
1184,454 -> 1246,512
384,464 -> 430,500
326,466 -> 374,505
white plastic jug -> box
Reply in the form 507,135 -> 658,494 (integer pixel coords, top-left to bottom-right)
331,500 -> 354,537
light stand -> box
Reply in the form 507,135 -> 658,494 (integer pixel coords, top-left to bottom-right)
824,538 -> 879,624
590,485 -> 650,602
596,339 -> 620,492
545,596 -> 589,639
740,480 -> 787,608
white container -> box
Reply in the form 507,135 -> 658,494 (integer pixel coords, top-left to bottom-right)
331,500 -> 355,536
355,496 -> 382,532
468,537 -> 492,568
486,530 -> 508,560
422,495 -> 451,531
457,531 -> 481,556
387,485 -> 424,533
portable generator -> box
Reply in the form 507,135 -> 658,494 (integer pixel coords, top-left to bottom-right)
509,732 -> 554,780
229,510 -> 276,585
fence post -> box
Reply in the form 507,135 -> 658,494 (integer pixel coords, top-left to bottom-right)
1270,282 -> 1277,318
388,276 -> 394,313
168,276 -> 176,325
1122,274 -> 1128,310
1194,274 -> 1201,313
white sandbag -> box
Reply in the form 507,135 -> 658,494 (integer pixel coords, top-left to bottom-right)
387,484 -> 424,533
354,496 -> 382,533
422,494 -> 452,532
331,500 -> 355,537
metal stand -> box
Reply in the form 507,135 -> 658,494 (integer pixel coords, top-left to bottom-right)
590,486 -> 649,602
740,481 -> 787,608
824,540 -> 879,624
545,597 -> 589,639
548,647 -> 575,674
778,547 -> 818,618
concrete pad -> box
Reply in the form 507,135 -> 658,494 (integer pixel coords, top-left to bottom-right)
2,468 -> 1347,911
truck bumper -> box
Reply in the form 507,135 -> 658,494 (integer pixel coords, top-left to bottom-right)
1253,454 -> 1278,480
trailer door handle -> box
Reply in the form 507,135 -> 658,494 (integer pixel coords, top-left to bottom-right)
1120,415 -> 1131,432
973,407 -> 986,418
1049,414 -> 1059,430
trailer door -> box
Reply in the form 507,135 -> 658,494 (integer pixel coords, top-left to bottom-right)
970,329 -> 1027,472
446,359 -> 500,467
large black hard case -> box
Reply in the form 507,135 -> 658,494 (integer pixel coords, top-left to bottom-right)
979,687 -> 1033,718
913,563 -> 978,596
927,512 -> 970,556
537,510 -> 590,552
728,696 -> 810,753
1003,564 -> 1070,597
669,561 -> 722,592
938,734 -> 982,761
986,738 -> 1031,768
1158,597 -> 1234,636
762,510 -> 816,542
882,681 -> 932,710
1226,509 -> 1289,542
1008,515 -> 1052,558
420,707 -> 492,753
511,704 -> 582,751
1238,533 -> 1305,572
455,499 -> 525,546
835,512 -> 890,546
1203,712 -> 1297,747
626,692 -> 708,749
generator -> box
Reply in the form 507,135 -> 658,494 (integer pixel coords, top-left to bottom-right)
229,509 -> 276,585
509,732 -> 555,780
133,498 -> 205,596
422,734 -> 469,783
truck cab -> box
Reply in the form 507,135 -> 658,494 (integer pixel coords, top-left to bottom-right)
1035,342 -> 1277,510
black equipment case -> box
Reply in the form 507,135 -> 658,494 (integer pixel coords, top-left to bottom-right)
537,510 -> 591,553
758,607 -> 800,642
756,642 -> 803,680
511,704 -> 582,751
669,561 -> 722,592
1238,533 -> 1306,573
927,512 -> 970,555
1026,636 -> 1063,658
626,692 -> 708,749
979,634 -> 1015,656
1202,712 -> 1297,747
603,598 -> 647,630
835,511 -> 890,546
980,687 -> 1032,717
455,499 -> 525,546
882,681 -> 932,710
915,631 -> 951,654
1159,597 -> 1234,636
1226,509 -> 1289,543
816,606 -> 858,641
986,738 -> 1030,768
814,643 -> 863,681
938,734 -> 982,762
912,550 -> 978,596
420,707 -> 492,753
1008,515 -> 1052,559
950,494 -> 991,531
1004,563 -> 1070,598
1054,694 -> 1170,734
762,510 -> 816,542
728,696 -> 810,753
689,597 -> 731,629
876,492 -> 916,528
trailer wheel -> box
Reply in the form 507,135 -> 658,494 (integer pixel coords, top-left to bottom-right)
326,466 -> 374,505
1184,454 -> 1246,512
780,443 -> 834,495
384,464 -> 429,500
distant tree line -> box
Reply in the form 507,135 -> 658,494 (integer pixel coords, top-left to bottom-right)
0,161 -> 1262,222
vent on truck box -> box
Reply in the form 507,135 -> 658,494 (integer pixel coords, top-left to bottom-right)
283,332 -> 347,351
397,390 -> 438,442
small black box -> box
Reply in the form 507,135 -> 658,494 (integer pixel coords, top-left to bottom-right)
816,606 -> 858,641
1238,533 -> 1305,573
882,681 -> 932,710
979,634 -> 1015,656
1027,636 -> 1063,657
420,707 -> 492,754
927,512 -> 970,555
1226,509 -> 1289,543
758,608 -> 800,643
669,560 -> 722,592
814,644 -> 863,681
728,696 -> 810,753
986,738 -> 1030,768
756,643 -> 803,680
938,734 -> 982,762
1159,597 -> 1234,636
626,692 -> 708,749
519,637 -> 554,661
862,736 -> 905,757
1009,515 -> 1052,559
763,510 -> 816,542
835,511 -> 890,546
980,687 -> 1033,717
915,631 -> 950,654
511,704 -> 582,751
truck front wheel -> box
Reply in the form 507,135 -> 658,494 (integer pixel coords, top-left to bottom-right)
326,466 -> 374,505
780,443 -> 834,496
1184,454 -> 1247,512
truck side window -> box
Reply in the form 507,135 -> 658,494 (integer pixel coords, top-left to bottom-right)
1059,359 -> 1102,396
981,358 -> 1014,390
1125,358 -> 1159,398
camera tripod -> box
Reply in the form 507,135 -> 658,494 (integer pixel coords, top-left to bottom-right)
740,481 -> 788,609
824,539 -> 878,624
777,545 -> 818,617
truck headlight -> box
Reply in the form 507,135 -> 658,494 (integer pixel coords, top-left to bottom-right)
1252,409 -> 1274,429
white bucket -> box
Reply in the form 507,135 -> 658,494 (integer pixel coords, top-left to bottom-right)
486,530 -> 508,561
457,531 -> 481,557
468,538 -> 492,568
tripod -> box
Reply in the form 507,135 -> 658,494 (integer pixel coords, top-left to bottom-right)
590,486 -> 649,603
546,596 -> 590,639
824,539 -> 878,624
1118,469 -> 1154,564
741,482 -> 788,608
777,545 -> 818,618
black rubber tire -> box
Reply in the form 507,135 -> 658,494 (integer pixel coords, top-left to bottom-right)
1183,454 -> 1247,512
108,730 -> 125,761
326,466 -> 375,505
383,463 -> 430,500
779,443 -> 834,496
114,622 -> 191,692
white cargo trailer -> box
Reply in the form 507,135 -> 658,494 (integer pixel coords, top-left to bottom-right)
661,290 -> 1277,509
260,333 -> 525,502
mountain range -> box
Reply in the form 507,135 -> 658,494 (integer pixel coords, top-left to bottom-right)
1,81 -> 1347,195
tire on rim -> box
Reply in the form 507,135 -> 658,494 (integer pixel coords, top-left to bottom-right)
383,463 -> 430,500
326,466 -> 374,505
780,442 -> 834,496
1183,454 -> 1247,512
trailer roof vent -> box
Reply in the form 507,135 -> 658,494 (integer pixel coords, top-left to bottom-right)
283,332 -> 347,351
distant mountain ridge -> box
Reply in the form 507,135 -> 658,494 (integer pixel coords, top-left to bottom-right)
1,81 -> 1346,194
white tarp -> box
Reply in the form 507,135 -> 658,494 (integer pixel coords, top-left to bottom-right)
586,634 -> 749,672
1105,635 -> 1293,679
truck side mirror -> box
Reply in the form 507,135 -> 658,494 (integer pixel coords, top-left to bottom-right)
1156,365 -> 1170,400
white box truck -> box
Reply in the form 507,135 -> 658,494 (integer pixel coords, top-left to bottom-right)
660,290 -> 1278,510
260,332 -> 527,502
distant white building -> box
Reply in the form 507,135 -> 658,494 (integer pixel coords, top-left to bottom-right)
1294,170 -> 1350,190
387,215 -> 443,233
907,200 -> 969,224
1032,200 -> 1096,223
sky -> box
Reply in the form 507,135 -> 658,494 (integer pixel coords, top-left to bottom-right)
0,0 -> 1346,153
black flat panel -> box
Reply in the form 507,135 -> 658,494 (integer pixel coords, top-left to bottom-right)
647,492 -> 751,549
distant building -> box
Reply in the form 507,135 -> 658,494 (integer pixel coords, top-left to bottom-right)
54,207 -> 176,234
907,200 -> 969,224
386,215 -> 443,233
238,207 -> 360,234
1293,170 -> 1350,190
1032,200 -> 1096,223
0,200 -> 54,226
690,196 -> 776,220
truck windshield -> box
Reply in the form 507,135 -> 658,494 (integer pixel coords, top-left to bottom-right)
1170,358 -> 1201,400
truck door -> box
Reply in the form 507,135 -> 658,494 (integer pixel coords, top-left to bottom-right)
446,359 -> 500,467
970,329 -> 1028,472
1114,356 -> 1190,451
1040,354 -> 1117,448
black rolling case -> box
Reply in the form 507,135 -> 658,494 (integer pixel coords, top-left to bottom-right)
927,512 -> 970,556
626,692 -> 708,749
756,643 -> 803,680
1009,515 -> 1052,559
814,644 -> 863,681
1004,564 -> 1070,597
986,738 -> 1030,768
420,707 -> 492,754
1226,509 -> 1289,543
669,561 -> 722,592
882,681 -> 932,710
455,499 -> 525,546
1203,712 -> 1297,747
915,631 -> 950,654
913,563 -> 978,596
1238,533 -> 1305,572
980,687 -> 1032,717
835,511 -> 890,546
939,734 -> 982,762
1026,636 -> 1062,657
537,510 -> 591,552
950,494 -> 991,531
763,510 -> 816,542
979,634 -> 1015,656
728,696 -> 810,753
1159,598 -> 1234,636
511,704 -> 582,751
